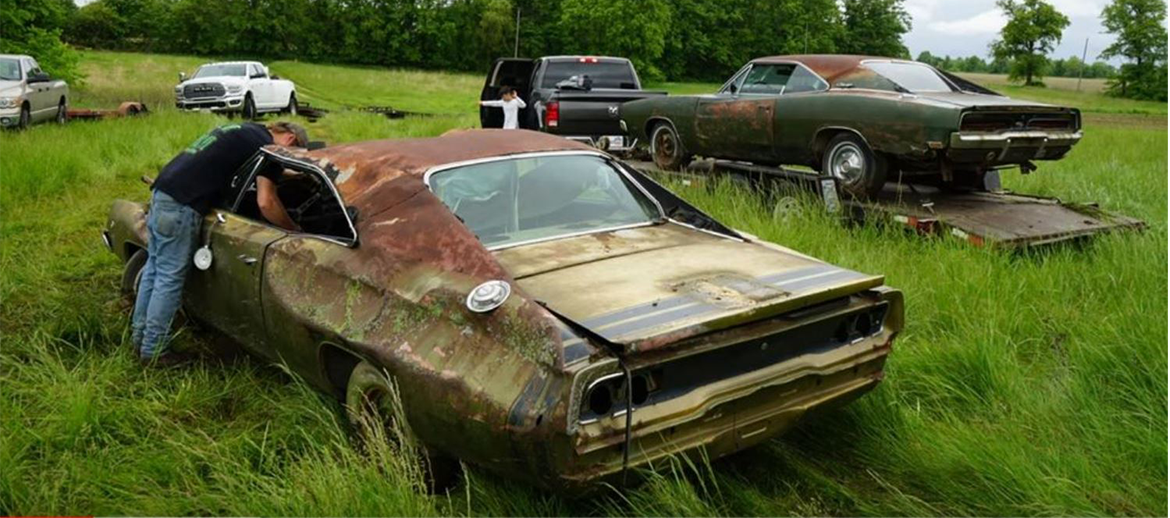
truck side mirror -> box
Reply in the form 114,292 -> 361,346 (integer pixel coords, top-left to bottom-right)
28,72 -> 50,83
178,72 -> 187,82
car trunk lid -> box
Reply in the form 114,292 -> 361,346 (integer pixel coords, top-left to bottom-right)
493,224 -> 884,354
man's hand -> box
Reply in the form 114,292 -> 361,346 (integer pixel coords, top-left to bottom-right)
256,176 -> 301,232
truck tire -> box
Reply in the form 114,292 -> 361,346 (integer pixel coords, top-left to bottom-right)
121,249 -> 148,303
345,361 -> 461,493
823,133 -> 887,198
56,99 -> 67,124
242,94 -> 257,120
651,122 -> 692,171
284,93 -> 297,116
17,103 -> 30,130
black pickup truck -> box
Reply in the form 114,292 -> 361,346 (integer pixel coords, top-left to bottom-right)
480,55 -> 666,151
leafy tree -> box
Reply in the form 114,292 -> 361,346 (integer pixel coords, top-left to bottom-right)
839,0 -> 911,58
1099,0 -> 1168,100
65,1 -> 126,49
557,0 -> 671,80
0,0 -> 81,83
990,0 -> 1070,86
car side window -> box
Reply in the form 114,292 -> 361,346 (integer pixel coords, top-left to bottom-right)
720,66 -> 750,95
739,64 -> 795,95
230,155 -> 357,244
784,65 -> 829,94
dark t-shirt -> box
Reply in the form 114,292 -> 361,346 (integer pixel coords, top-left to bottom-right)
154,123 -> 273,214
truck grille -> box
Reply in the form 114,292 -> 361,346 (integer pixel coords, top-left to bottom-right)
960,111 -> 1078,132
183,83 -> 226,99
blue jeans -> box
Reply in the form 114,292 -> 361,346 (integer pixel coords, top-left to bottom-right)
131,190 -> 202,358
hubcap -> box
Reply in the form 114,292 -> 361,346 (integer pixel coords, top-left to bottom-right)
830,144 -> 865,184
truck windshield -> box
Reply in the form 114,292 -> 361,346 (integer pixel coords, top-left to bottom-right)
541,61 -> 637,89
193,64 -> 247,78
0,59 -> 20,81
865,62 -> 954,92
430,154 -> 662,249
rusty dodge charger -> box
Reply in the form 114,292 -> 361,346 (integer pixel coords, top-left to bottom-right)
621,55 -> 1083,197
103,130 -> 903,490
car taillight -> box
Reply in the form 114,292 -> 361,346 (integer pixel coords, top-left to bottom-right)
578,56 -> 599,63
544,101 -> 559,128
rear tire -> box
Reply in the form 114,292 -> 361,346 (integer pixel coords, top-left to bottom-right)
822,133 -> 887,198
345,361 -> 461,493
650,122 -> 692,171
121,249 -> 148,304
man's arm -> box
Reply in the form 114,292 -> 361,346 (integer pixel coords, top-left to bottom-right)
256,176 -> 300,232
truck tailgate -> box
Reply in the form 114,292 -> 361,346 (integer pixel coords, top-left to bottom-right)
551,90 -> 667,136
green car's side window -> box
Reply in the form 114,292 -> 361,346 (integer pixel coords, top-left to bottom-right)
740,64 -> 795,95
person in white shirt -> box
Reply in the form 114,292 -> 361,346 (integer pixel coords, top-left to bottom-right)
479,86 -> 527,129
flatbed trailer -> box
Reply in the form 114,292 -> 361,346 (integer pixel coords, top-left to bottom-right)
628,158 -> 1144,249
66,101 -> 148,121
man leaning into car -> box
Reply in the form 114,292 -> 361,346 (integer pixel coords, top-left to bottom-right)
132,121 -> 308,366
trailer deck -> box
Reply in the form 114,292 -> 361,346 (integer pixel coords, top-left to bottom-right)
628,158 -> 1143,249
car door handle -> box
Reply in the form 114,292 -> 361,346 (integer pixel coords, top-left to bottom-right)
237,254 -> 258,265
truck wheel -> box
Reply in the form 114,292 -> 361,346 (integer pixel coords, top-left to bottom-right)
651,123 -> 692,171
346,361 -> 461,493
242,94 -> 257,120
17,104 -> 30,130
284,93 -> 298,116
56,100 -> 67,124
823,133 -> 887,198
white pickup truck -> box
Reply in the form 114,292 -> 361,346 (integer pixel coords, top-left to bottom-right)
175,61 -> 297,119
0,54 -> 69,129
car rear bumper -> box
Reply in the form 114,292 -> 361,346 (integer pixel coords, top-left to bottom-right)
948,130 -> 1082,162
562,134 -> 638,152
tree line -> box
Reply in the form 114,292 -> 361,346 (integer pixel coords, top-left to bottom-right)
1,0 -> 1164,101
916,52 -> 1118,79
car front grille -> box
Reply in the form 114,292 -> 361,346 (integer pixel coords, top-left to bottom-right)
183,83 -> 226,99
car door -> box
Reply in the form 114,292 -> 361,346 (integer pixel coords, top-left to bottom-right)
770,64 -> 831,160
248,64 -> 276,109
183,156 -> 288,358
24,59 -> 51,120
694,64 -> 777,161
481,58 -> 536,128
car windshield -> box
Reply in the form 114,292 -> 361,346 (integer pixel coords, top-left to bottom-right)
193,64 -> 247,78
0,59 -> 20,81
865,62 -> 954,92
541,61 -> 638,89
430,154 -> 662,249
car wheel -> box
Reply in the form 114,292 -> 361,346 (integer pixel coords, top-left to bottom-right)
345,360 -> 461,493
242,94 -> 257,120
285,93 -> 297,116
56,100 -> 67,124
17,103 -> 30,130
121,249 -> 148,303
650,122 -> 692,171
823,133 -> 887,198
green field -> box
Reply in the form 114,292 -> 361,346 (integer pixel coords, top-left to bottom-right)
1,51 -> 1166,516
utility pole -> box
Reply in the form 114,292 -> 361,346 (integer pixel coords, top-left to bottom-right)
514,7 -> 521,58
1076,37 -> 1088,92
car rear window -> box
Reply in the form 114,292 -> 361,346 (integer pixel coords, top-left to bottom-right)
429,154 -> 662,249
864,62 -> 954,93
540,61 -> 638,89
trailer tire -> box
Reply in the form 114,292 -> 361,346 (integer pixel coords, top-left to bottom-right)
651,122 -> 692,171
823,133 -> 887,198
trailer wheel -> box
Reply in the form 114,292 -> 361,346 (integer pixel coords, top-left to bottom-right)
823,133 -> 887,198
651,122 -> 692,171
346,361 -> 461,493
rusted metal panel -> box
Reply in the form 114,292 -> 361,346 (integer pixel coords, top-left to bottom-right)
67,101 -> 148,121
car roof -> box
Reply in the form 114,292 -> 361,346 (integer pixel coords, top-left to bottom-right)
199,61 -> 260,66
267,129 -> 596,211
751,54 -> 922,84
541,56 -> 630,63
0,54 -> 32,60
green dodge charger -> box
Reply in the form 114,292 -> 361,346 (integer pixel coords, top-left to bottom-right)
620,55 -> 1083,197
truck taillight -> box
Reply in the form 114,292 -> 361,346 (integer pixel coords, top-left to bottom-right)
544,101 -> 559,128
578,57 -> 599,63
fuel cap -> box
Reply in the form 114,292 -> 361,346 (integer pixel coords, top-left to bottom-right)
466,280 -> 510,313
193,246 -> 214,271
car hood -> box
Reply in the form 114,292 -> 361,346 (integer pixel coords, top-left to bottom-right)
181,77 -> 246,87
494,223 -> 883,354
0,81 -> 23,96
914,91 -> 1064,110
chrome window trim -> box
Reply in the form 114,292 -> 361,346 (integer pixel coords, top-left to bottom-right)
422,150 -> 671,251
225,149 -> 360,248
729,61 -> 831,95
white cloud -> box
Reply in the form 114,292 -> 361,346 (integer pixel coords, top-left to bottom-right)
928,9 -> 1007,36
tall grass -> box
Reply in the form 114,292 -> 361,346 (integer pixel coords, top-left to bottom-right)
1,51 -> 1165,516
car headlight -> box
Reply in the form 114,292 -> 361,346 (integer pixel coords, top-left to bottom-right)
0,97 -> 18,109
226,84 -> 243,94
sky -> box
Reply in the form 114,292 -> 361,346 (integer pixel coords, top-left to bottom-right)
904,0 -> 1120,63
